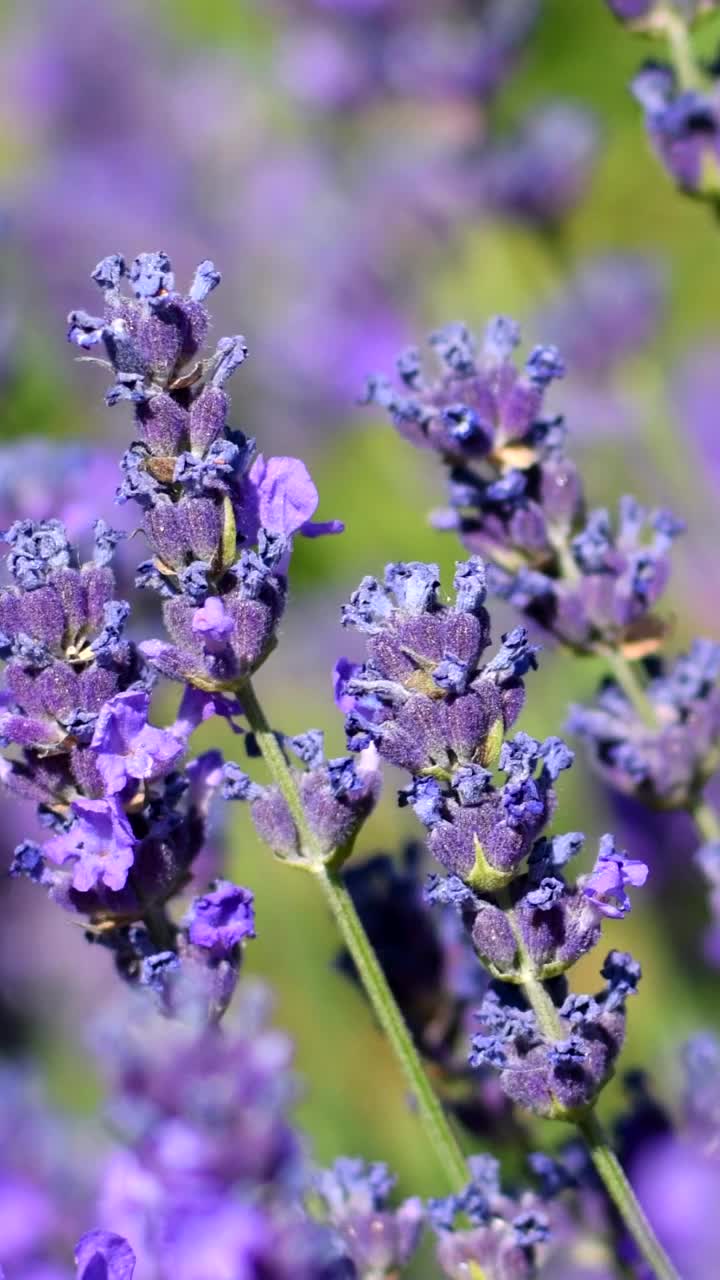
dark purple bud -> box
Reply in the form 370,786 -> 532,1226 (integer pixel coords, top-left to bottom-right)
129,250 -> 175,300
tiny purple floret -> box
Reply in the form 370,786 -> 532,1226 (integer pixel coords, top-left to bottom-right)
582,834 -> 649,918
91,690 -> 185,795
192,596 -> 234,653
185,880 -> 256,957
44,797 -> 137,893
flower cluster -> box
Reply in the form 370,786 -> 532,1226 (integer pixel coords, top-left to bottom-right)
338,558 -> 648,1119
0,518 -> 254,1015
427,1154 -> 549,1278
607,0 -> 720,204
366,319 -> 683,655
273,0 -> 540,114
313,1157 -> 424,1277
68,251 -> 341,695
223,731 -> 380,866
80,984 -> 347,1280
476,103 -> 599,231
368,303 -> 720,986
631,62 -> 720,198
568,639 -> 720,809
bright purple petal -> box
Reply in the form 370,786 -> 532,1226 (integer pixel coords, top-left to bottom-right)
248,454 -> 319,536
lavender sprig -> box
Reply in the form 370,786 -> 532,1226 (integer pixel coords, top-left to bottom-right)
337,556 -> 678,1280
606,0 -> 720,211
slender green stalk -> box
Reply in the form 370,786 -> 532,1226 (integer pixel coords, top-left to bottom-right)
499,893 -> 679,1279
691,796 -> 720,844
579,1112 -> 680,1280
658,6 -> 705,91
598,647 -> 658,730
237,675 -> 472,1200
314,862 -> 470,1193
238,676 -> 319,856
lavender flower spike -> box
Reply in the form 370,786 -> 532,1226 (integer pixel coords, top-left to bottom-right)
68,251 -> 342,697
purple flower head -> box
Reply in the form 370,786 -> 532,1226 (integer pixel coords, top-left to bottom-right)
536,253 -> 664,382
491,493 -> 683,653
340,558 -> 533,779
314,1157 -> 423,1276
568,640 -> 720,807
631,62 -> 720,194
582,834 -> 648,918
247,744 -> 380,862
478,102 -> 599,229
90,689 -> 185,796
75,1233 -> 135,1280
428,1156 -> 550,1278
366,316 -> 566,468
184,880 -> 256,958
43,796 -> 137,893
471,978 -> 627,1117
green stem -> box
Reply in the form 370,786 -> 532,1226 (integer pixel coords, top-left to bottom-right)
238,676 -> 471,1199
238,676 -> 319,857
691,796 -> 720,843
658,7 -> 704,91
578,1112 -> 680,1280
598,647 -> 658,730
314,863 -> 471,1194
500,893 -> 679,1278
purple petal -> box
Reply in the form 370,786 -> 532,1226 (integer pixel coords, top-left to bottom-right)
248,454 -> 319,537
75,1231 -> 136,1280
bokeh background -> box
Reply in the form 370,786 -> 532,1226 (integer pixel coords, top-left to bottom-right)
1,0 -> 720,1221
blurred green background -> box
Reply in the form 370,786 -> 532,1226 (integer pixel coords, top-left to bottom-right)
1,0 -> 720,1209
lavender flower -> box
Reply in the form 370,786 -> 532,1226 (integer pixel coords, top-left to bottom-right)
631,62 -> 720,196
68,252 -> 341,694
340,559 -> 647,1119
568,640 -> 720,808
428,1155 -> 549,1277
91,983 -> 346,1280
581,837 -> 649,918
313,1157 -> 423,1277
224,733 -> 381,865
477,104 -> 600,230
90,689 -> 185,796
367,318 -> 684,656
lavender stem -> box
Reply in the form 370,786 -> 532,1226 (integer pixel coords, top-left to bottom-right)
498,896 -> 679,1278
238,675 -> 472,1199
598,647 -> 658,730
578,1110 -> 680,1280
692,797 -> 720,844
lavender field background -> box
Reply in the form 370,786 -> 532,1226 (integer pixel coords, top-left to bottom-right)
2,0 -> 720,1275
